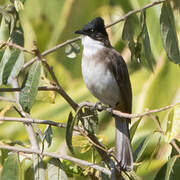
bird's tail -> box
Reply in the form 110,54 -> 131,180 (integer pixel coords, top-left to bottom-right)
115,116 -> 133,171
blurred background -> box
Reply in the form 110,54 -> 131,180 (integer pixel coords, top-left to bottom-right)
0,0 -> 180,179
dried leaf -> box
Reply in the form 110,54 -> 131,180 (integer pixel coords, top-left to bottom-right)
65,43 -> 80,59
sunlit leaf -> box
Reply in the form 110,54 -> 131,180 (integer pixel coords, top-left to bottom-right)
0,105 -> 12,117
0,17 -> 9,42
65,43 -> 80,59
7,51 -> 24,84
165,156 -> 178,180
48,158 -> 68,180
72,135 -> 91,153
130,118 -> 141,141
155,156 -> 180,180
0,47 -> 11,85
37,71 -> 56,103
2,49 -> 23,85
33,154 -> 45,180
1,153 -> 21,180
19,61 -> 41,113
80,107 -> 98,135
160,2 -> 180,64
136,159 -> 165,179
14,0 -> 24,12
165,104 -> 180,142
135,133 -> 159,162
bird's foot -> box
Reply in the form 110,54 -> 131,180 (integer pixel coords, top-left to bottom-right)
92,102 -> 103,111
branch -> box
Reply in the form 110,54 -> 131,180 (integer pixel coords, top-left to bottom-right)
0,86 -> 57,92
0,41 -> 34,54
0,144 -> 111,176
0,116 -> 79,131
105,0 -> 167,28
22,37 -> 81,70
0,96 -> 16,102
10,79 -> 40,150
41,60 -> 78,111
79,102 -> 175,119
22,0 -> 167,69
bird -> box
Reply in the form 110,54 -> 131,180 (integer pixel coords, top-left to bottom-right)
75,17 -> 133,171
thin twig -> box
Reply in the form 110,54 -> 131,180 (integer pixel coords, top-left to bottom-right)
0,96 -> 16,102
0,85 -> 175,119
0,86 -> 57,92
22,0 -> 167,69
11,79 -> 40,150
41,60 -> 78,110
0,144 -> 111,176
171,140 -> 180,155
22,37 -> 81,70
105,0 -> 167,28
79,102 -> 175,119
0,116 -> 79,131
0,41 -> 34,54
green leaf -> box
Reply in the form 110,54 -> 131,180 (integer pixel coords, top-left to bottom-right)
1,153 -> 21,180
139,11 -> 154,71
42,125 -> 53,147
122,15 -> 140,63
122,16 -> 134,41
10,24 -> 24,47
0,17 -> 9,42
155,156 -> 180,180
165,104 -> 180,142
2,49 -> 21,84
160,2 -> 180,64
165,156 -> 178,180
47,158 -> 68,180
33,154 -> 45,180
66,112 -> 75,154
14,0 -> 24,12
37,69 -> 56,103
0,149 -> 9,165
72,135 -> 91,153
0,47 -> 24,85
81,107 -> 98,135
0,47 -> 11,85
135,134 -> 152,162
19,61 -> 41,113
7,51 -> 24,84
130,118 -> 141,141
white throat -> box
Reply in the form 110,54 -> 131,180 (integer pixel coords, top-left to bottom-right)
81,36 -> 104,56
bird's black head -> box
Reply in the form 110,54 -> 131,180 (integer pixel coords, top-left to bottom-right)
75,17 -> 109,41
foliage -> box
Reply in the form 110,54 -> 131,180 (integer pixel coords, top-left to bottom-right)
0,0 -> 180,179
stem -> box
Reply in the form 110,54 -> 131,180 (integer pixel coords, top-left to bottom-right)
0,144 -> 111,176
11,79 -> 39,150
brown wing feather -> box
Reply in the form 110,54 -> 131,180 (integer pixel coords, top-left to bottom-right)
107,48 -> 132,114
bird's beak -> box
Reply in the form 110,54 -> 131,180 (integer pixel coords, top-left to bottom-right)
75,29 -> 86,35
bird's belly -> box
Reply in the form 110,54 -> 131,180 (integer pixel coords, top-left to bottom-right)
82,58 -> 120,107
